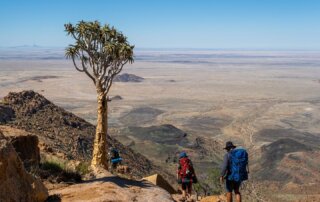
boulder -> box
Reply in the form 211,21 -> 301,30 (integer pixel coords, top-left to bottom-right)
0,126 -> 41,171
143,174 -> 176,194
9,134 -> 40,171
0,131 -> 48,202
0,104 -> 15,123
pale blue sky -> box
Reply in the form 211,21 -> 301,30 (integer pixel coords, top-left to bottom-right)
0,0 -> 320,49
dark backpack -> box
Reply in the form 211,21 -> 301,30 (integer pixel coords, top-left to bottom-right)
110,148 -> 122,163
179,157 -> 194,179
228,148 -> 248,182
110,148 -> 119,158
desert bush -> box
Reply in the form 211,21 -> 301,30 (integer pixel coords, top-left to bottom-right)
75,161 -> 90,175
41,161 -> 65,173
194,168 -> 223,197
38,160 -> 82,183
0,99 -> 9,105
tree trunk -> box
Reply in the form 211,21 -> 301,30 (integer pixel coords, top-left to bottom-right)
91,88 -> 108,169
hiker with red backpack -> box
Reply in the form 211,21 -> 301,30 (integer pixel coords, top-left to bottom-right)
177,152 -> 197,202
220,141 -> 249,202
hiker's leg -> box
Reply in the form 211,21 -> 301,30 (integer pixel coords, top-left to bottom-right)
235,192 -> 241,202
182,190 -> 186,197
225,180 -> 233,202
226,192 -> 232,202
110,162 -> 116,173
187,182 -> 192,200
234,182 -> 241,202
181,183 -> 187,199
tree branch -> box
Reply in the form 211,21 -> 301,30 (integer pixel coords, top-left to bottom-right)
70,32 -> 79,41
115,60 -> 128,74
81,58 -> 96,84
72,56 -> 84,72
99,56 -> 113,82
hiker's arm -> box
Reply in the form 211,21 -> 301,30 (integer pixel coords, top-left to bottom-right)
220,153 -> 228,177
247,163 -> 250,174
177,164 -> 181,179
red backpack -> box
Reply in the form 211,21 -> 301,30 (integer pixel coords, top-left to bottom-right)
179,157 -> 194,178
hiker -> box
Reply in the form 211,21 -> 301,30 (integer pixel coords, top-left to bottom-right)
177,152 -> 197,202
220,141 -> 249,202
108,147 -> 122,172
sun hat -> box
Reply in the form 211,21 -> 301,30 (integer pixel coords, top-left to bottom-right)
224,141 -> 236,150
179,152 -> 188,158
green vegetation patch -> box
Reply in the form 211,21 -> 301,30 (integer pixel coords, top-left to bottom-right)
38,160 -> 82,183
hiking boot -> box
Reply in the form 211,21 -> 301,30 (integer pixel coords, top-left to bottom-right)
179,197 -> 186,202
187,197 -> 195,202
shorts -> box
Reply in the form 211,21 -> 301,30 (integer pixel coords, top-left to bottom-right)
181,178 -> 192,191
182,182 -> 192,191
225,179 -> 241,193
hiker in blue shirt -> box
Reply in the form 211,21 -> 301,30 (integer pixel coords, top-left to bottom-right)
220,141 -> 249,202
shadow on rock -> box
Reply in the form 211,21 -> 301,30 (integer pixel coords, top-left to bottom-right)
85,176 -> 153,189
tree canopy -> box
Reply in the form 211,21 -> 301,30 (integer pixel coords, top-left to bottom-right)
65,20 -> 134,94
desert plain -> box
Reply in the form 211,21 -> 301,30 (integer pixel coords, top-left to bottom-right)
1,48 -> 320,201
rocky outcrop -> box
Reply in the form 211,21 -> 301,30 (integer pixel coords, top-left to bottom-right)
0,126 -> 41,171
0,131 -> 48,202
4,90 -> 50,116
143,174 -> 176,194
49,173 -> 174,202
110,95 -> 123,101
114,73 -> 144,82
9,134 -> 40,171
0,104 -> 15,123
4,90 -> 95,160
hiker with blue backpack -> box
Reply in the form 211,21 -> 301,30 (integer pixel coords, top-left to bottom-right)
108,147 -> 122,172
220,141 -> 249,202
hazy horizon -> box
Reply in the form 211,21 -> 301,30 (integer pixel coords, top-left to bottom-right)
2,45 -> 320,51
1,47 -> 320,66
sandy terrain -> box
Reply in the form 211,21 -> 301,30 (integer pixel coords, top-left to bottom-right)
1,50 -> 320,142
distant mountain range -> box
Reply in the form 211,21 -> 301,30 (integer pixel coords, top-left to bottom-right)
0,46 -> 65,60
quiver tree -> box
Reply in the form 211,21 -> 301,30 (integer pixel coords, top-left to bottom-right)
65,21 -> 134,169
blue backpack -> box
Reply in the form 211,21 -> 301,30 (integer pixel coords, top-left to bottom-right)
110,148 -> 122,164
228,148 -> 248,182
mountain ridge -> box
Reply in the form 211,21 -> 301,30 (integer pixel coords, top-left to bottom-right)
0,90 -> 174,181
